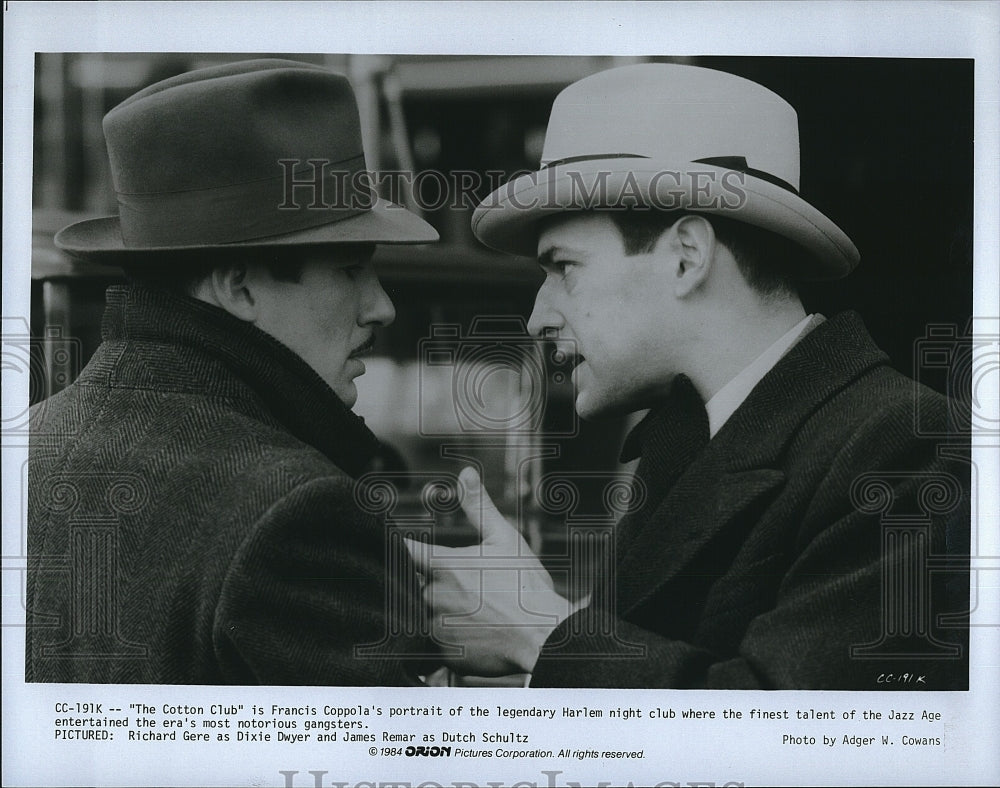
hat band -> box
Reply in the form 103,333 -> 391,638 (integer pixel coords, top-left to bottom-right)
542,153 -> 798,195
115,155 -> 372,247
543,152 -> 647,168
693,156 -> 798,195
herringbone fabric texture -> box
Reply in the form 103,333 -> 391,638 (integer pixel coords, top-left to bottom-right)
26,285 -> 426,684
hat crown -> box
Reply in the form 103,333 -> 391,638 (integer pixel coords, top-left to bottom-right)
541,63 -> 801,190
55,58 -> 439,255
103,59 -> 363,195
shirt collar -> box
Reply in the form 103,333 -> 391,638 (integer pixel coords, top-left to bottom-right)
704,313 -> 825,438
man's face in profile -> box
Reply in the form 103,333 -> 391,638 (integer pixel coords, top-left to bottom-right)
249,248 -> 396,408
529,212 -> 679,420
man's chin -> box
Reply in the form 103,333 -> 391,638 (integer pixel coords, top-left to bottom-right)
574,391 -> 623,421
574,388 -> 654,421
335,382 -> 358,409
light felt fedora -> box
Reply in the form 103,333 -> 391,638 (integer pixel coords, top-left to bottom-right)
472,63 -> 859,279
56,59 -> 438,259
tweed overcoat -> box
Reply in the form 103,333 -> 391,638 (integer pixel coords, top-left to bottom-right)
530,312 -> 970,689
26,285 -> 426,685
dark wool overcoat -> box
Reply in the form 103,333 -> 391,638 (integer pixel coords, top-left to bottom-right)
530,312 -> 970,689
26,285 -> 426,684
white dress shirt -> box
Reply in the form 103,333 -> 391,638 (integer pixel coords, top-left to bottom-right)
704,313 -> 824,438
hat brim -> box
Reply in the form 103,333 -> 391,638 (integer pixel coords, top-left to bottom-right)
54,197 -> 438,260
471,160 -> 859,280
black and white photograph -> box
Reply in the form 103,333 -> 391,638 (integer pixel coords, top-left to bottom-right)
3,2 -> 999,787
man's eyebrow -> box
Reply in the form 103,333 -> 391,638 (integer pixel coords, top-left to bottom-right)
537,245 -> 584,267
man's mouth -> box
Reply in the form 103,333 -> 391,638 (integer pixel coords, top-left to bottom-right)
561,348 -> 585,371
563,351 -> 586,388
349,336 -> 375,359
551,339 -> 583,370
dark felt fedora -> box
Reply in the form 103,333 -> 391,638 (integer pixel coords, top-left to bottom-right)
55,59 -> 437,259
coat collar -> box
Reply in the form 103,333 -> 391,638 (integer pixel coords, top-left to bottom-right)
614,311 -> 890,614
96,284 -> 380,477
708,310 -> 889,472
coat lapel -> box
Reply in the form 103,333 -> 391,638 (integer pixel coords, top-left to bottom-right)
613,311 -> 890,616
616,462 -> 785,615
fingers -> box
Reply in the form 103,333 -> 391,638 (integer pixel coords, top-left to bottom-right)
457,467 -> 494,536
458,467 -> 523,558
408,467 -> 541,567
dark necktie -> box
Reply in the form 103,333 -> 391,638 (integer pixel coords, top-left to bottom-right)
598,375 -> 710,618
619,374 -> 711,533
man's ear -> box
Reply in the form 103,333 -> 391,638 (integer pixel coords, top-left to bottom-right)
206,263 -> 258,322
662,214 -> 717,298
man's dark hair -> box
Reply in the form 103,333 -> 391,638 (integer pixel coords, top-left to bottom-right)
118,243 -> 376,295
608,209 -> 801,298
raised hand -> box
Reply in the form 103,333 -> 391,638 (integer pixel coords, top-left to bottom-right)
405,467 -> 583,676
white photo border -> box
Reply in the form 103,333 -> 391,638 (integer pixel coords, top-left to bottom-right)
3,2 -> 998,787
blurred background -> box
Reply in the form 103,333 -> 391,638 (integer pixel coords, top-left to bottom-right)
29,53 -> 974,560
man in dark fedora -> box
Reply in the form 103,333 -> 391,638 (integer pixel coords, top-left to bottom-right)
410,63 -> 969,689
26,59 -> 438,684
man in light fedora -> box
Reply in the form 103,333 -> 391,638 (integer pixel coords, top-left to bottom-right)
410,63 -> 969,689
26,59 -> 439,684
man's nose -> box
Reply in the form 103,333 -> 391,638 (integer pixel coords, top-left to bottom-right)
361,270 -> 396,327
526,284 -> 561,338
